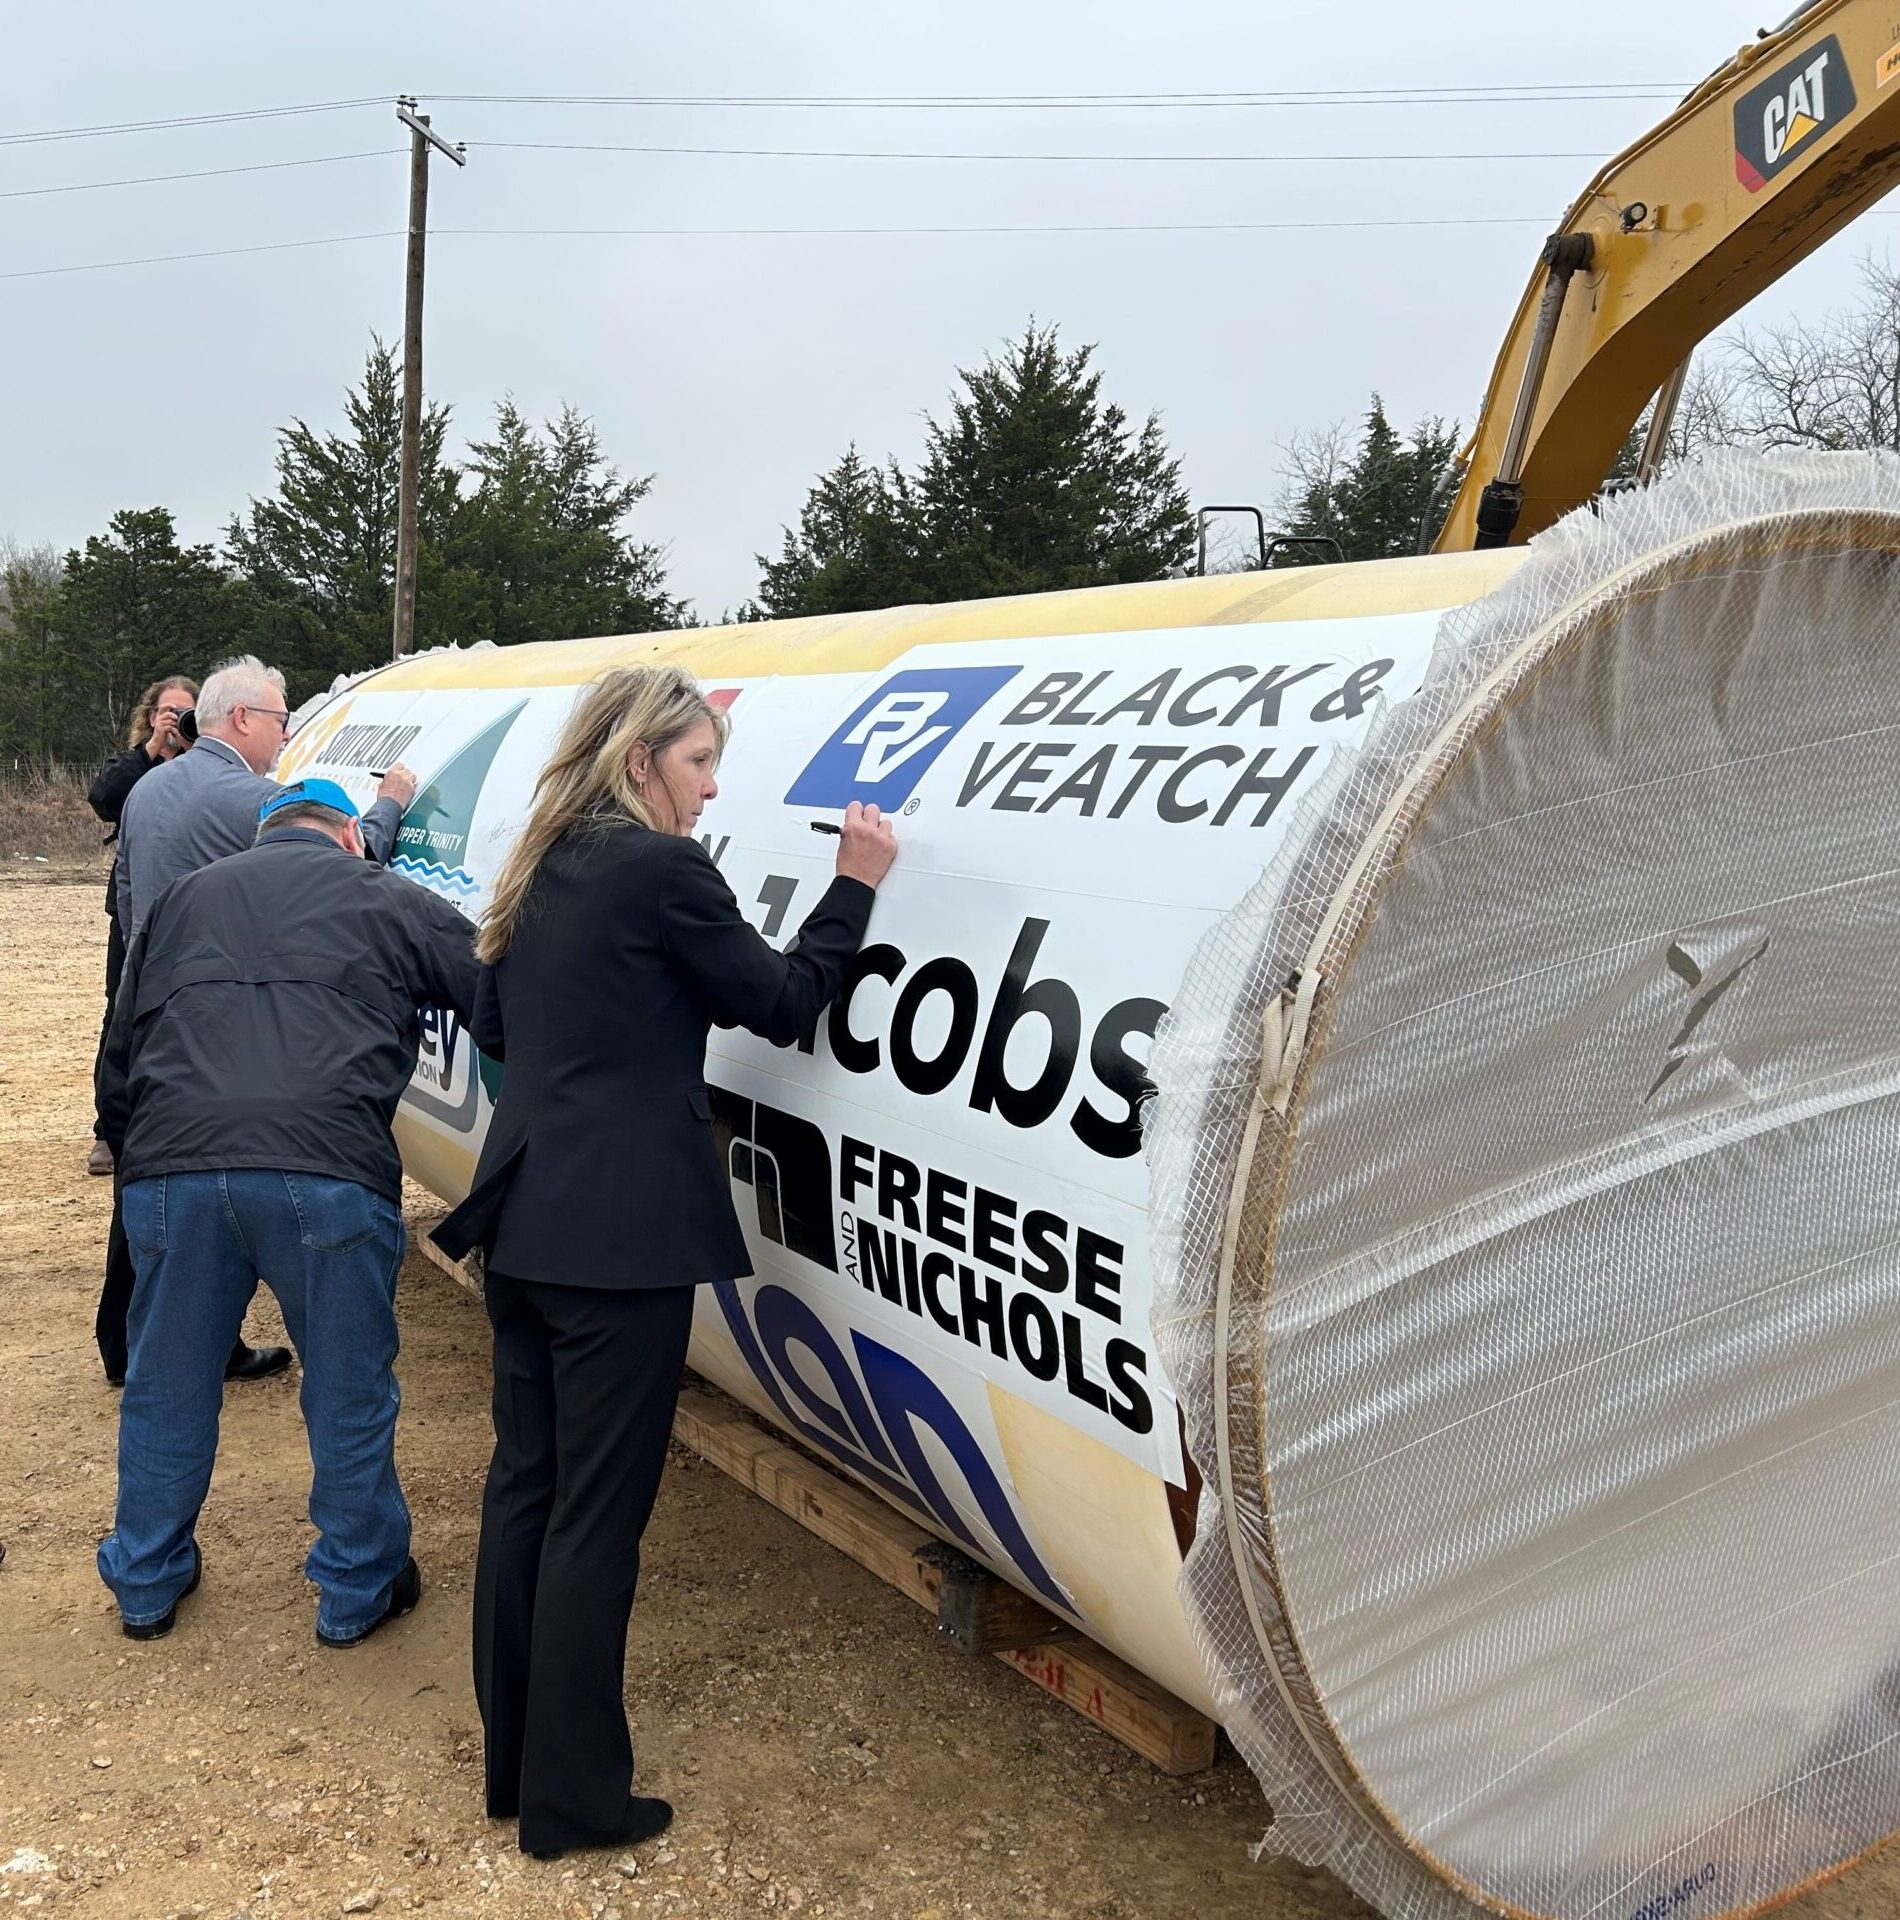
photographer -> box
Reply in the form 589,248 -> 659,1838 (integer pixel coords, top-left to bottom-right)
84,676 -> 197,1177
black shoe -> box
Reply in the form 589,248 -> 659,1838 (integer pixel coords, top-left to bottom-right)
523,1796 -> 674,1863
225,1343 -> 292,1382
317,1556 -> 421,1649
104,1372 -> 124,1390
122,1542 -> 201,1641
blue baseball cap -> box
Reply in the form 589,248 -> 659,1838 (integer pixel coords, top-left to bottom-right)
258,778 -> 361,827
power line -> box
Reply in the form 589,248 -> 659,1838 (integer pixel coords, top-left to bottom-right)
0,96 -> 391,148
425,86 -> 1690,109
474,137 -> 1607,164
0,215 -> 1557,281
3,137 -> 1627,206
64,202 -> 1900,286
0,231 -> 402,281
0,148 -> 404,200
440,216 -> 1557,236
0,83 -> 1694,156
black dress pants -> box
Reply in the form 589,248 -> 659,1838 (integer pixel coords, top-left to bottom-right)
96,1182 -> 136,1382
474,1269 -> 696,1854
91,905 -> 126,1142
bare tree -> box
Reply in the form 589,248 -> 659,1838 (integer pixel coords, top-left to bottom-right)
1271,421 -> 1354,547
0,539 -> 67,765
1722,256 -> 1900,452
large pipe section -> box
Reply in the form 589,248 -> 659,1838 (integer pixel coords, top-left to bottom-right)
283,453 -> 1900,1918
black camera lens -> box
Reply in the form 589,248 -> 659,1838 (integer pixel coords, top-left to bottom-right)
177,708 -> 199,743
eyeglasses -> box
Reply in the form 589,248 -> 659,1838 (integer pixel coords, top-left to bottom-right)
244,707 -> 293,733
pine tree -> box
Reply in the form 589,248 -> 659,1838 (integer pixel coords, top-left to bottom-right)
755,324 -> 1193,617
226,338 -> 462,692
1278,398 -> 1463,563
44,510 -> 250,757
753,445 -> 919,618
912,324 -> 1193,601
448,401 -> 683,641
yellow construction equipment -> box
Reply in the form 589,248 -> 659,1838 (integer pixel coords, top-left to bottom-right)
1435,0 -> 1900,551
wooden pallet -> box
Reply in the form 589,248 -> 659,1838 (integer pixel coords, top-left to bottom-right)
411,1222 -> 1218,1776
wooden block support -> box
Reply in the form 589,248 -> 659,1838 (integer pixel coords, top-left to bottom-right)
671,1386 -> 946,1614
412,1219 -> 479,1295
999,1636 -> 1218,1777
671,1386 -> 1216,1775
409,1223 -> 1217,1775
916,1540 -> 1070,1656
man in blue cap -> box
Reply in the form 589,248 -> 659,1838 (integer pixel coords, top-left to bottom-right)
96,777 -> 479,1645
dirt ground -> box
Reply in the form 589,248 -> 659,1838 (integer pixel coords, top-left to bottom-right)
1,865 -> 1892,1920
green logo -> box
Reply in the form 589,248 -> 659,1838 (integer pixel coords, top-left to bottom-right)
392,701 -> 527,902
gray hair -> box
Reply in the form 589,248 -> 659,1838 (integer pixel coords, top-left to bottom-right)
196,654 -> 286,730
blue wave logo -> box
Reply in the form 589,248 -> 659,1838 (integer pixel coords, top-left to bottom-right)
390,853 -> 483,900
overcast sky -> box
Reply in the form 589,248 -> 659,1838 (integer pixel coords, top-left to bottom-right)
4,2 -> 1894,619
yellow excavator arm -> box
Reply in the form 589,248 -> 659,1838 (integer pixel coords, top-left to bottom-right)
1434,0 -> 1900,552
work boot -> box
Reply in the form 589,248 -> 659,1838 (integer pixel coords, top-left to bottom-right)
225,1343 -> 292,1382
317,1556 -> 421,1649
121,1541 -> 202,1642
87,1139 -> 114,1177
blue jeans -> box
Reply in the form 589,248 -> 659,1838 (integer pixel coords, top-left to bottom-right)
97,1169 -> 411,1639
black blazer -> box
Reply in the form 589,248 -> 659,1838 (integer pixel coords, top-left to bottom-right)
88,745 -> 158,921
433,819 -> 874,1289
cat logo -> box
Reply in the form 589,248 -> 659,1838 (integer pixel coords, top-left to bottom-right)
1734,35 -> 1855,192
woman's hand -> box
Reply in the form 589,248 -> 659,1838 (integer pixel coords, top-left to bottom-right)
835,800 -> 897,888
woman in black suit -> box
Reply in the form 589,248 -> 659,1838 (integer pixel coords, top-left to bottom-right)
435,663 -> 896,1862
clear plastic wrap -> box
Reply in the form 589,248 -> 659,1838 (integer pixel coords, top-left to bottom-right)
1148,451 -> 1900,1919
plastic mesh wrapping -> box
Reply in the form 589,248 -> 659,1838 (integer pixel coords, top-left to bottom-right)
1148,451 -> 1900,1920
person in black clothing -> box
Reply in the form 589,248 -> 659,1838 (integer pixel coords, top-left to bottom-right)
95,778 -> 479,1643
433,664 -> 897,1863
86,675 -> 197,1177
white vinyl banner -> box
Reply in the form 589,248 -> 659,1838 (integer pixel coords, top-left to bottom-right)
284,611 -> 1443,1669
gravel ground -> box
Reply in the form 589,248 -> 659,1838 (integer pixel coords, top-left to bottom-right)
1,866 -> 1890,1920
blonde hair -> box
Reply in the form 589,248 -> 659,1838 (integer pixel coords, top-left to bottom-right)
477,663 -> 730,964
127,675 -> 198,749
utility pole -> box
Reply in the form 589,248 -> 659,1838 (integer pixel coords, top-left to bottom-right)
392,97 -> 466,660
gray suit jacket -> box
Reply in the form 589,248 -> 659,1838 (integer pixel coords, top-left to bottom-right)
117,736 -> 401,943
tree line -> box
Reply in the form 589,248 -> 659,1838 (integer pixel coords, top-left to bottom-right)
0,339 -> 681,762
10,258 -> 1900,764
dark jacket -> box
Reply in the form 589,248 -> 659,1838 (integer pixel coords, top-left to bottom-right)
99,827 -> 480,1200
88,745 -> 159,922
433,821 -> 874,1289
118,738 -> 402,945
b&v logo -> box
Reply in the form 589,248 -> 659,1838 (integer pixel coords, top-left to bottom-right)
1734,35 -> 1854,192
785,665 -> 1019,808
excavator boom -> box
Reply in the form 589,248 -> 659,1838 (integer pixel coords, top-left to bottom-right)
1434,0 -> 1900,552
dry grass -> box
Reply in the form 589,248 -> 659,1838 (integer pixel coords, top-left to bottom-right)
0,765 -> 109,870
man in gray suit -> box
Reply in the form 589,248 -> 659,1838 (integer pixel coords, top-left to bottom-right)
97,655 -> 419,1384
118,656 -> 415,945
